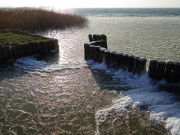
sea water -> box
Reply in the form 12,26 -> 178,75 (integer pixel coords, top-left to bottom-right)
0,8 -> 180,135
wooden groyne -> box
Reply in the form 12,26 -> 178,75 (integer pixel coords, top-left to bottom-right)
84,34 -> 180,84
0,30 -> 59,63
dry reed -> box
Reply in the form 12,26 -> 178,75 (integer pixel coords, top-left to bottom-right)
0,7 -> 87,31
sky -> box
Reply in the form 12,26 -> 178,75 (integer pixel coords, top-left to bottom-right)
0,0 -> 180,8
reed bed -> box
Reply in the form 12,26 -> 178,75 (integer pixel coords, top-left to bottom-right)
0,8 -> 87,31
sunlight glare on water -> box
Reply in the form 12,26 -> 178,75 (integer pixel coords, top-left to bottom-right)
38,16 -> 180,69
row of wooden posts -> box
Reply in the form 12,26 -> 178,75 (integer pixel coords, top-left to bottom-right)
84,34 -> 180,83
0,40 -> 58,63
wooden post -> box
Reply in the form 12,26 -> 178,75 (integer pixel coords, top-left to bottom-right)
101,34 -> 107,43
148,60 -> 158,80
110,51 -> 117,68
116,53 -> 124,69
99,47 -> 106,63
88,34 -> 93,42
133,56 -> 140,74
36,42 -> 42,55
16,45 -> 21,58
89,45 -> 95,60
0,47 -> 3,62
20,44 -> 26,57
0,47 -> 9,62
122,54 -> 129,70
138,58 -> 147,74
105,50 -> 111,68
156,62 -> 166,80
94,46 -> 101,62
11,46 -> 18,58
84,43 -> 90,60
93,34 -> 97,41
32,42 -> 38,55
27,43 -> 33,55
172,62 -> 180,83
164,61 -> 174,82
128,55 -> 135,72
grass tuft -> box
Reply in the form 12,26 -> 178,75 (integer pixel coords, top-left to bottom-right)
0,29 -> 54,45
0,7 -> 87,31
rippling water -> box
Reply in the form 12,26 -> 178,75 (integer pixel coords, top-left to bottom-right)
0,8 -> 180,135
0,68 -> 120,134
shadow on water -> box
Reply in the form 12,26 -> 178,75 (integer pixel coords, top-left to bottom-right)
86,60 -> 180,96
0,52 -> 59,81
158,84 -> 180,96
88,68 -> 132,92
85,60 -> 132,92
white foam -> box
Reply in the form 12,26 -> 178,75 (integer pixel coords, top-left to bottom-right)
86,60 -> 108,70
92,62 -> 180,135
14,56 -> 48,71
13,56 -> 86,73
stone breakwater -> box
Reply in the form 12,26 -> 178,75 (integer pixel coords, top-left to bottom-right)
84,34 -> 180,84
0,30 -> 59,64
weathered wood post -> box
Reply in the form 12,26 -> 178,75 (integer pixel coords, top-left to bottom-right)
116,53 -> 124,69
156,62 -> 166,80
40,42 -> 46,55
93,34 -> 97,41
101,34 -> 107,43
113,52 -> 118,68
138,58 -> 147,74
7,46 -> 12,58
44,42 -> 49,54
35,42 -> 41,55
88,34 -> 93,42
99,47 -> 106,63
122,54 -> 129,70
0,47 -> 3,62
5,47 -> 10,61
23,43 -> 29,56
105,50 -> 111,68
0,47 -> 9,62
164,61 -> 174,82
133,56 -> 140,74
20,44 -> 26,57
89,45 -> 95,60
172,62 -> 180,83
17,45 -> 21,57
84,43 -> 90,60
148,60 -> 158,80
32,42 -> 38,55
47,40 -> 58,52
110,51 -> 117,68
128,55 -> 135,72
27,43 -> 33,55
101,40 -> 107,49
96,35 -> 102,41
52,39 -> 59,51
94,46 -> 101,62
46,41 -> 51,54
16,45 -> 21,58
11,46 -> 18,58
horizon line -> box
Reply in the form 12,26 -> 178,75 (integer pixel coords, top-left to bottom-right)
1,6 -> 180,9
